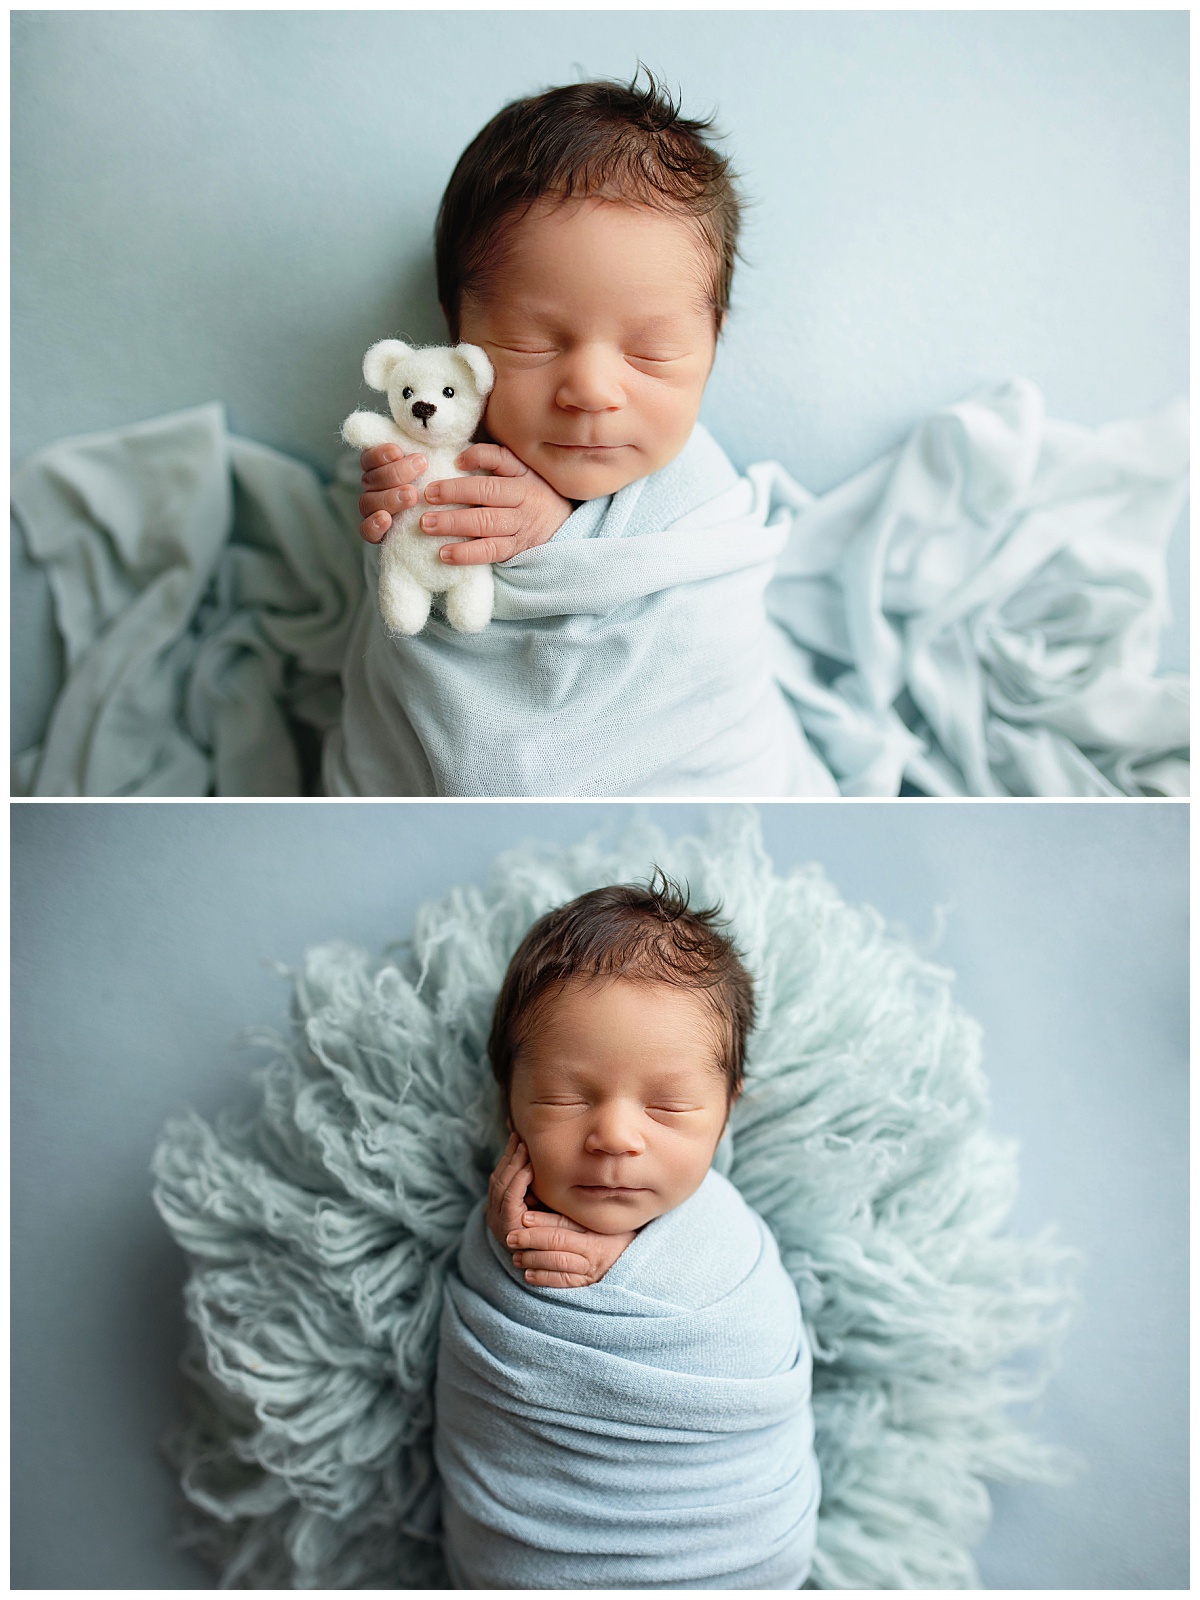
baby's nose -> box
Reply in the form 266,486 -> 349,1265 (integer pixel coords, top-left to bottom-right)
555,345 -> 624,412
411,401 -> 437,424
585,1110 -> 646,1156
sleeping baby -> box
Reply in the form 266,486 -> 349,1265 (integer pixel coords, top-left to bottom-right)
323,72 -> 836,798
434,876 -> 821,1588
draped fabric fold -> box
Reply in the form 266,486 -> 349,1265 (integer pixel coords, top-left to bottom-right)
435,1169 -> 820,1589
12,380 -> 1188,795
11,405 -> 364,796
766,378 -> 1189,795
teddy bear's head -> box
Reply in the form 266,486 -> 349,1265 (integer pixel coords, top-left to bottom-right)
361,340 -> 494,451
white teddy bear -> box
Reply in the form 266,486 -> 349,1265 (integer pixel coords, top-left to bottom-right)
341,340 -> 496,637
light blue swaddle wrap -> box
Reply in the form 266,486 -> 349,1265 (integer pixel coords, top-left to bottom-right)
323,424 -> 838,798
434,1168 -> 820,1590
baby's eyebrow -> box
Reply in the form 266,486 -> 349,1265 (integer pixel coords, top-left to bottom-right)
626,314 -> 692,334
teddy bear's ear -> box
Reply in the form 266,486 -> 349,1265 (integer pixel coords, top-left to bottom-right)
454,342 -> 495,399
362,340 -> 411,392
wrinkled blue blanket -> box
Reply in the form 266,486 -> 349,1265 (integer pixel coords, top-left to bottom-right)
434,1169 -> 820,1590
12,379 -> 1188,795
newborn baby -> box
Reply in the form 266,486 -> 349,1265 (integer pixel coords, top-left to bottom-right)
434,877 -> 820,1588
326,72 -> 837,798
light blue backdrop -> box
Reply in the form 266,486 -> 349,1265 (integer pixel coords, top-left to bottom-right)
9,9 -> 1189,753
10,800 -> 1188,1589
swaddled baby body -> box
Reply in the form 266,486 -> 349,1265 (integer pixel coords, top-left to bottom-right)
433,876 -> 821,1588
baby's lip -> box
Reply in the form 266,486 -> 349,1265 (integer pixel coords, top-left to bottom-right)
545,441 -> 627,451
575,1183 -> 647,1194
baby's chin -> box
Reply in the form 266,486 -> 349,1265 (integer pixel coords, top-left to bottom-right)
559,1188 -> 665,1234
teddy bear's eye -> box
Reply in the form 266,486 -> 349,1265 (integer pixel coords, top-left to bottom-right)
442,386 -> 455,398
402,387 -> 413,400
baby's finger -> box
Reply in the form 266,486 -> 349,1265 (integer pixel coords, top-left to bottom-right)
421,504 -> 514,542
506,1227 -> 584,1254
362,453 -> 426,490
500,1165 -> 533,1228
438,535 -> 518,567
359,486 -> 418,521
495,1131 -> 522,1168
424,475 -> 522,509
515,1249 -> 590,1275
456,443 -> 529,477
522,1210 -> 585,1234
359,444 -> 405,473
492,1145 -> 528,1195
359,512 -> 391,545
523,1269 -> 590,1289
488,1138 -> 524,1197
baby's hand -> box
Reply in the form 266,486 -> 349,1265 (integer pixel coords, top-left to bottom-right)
358,445 -> 427,544
506,1209 -> 637,1290
486,1133 -> 636,1288
487,1132 -> 536,1247
359,443 -> 573,561
421,444 -> 574,566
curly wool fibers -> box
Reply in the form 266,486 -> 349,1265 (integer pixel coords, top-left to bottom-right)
152,809 -> 1077,1588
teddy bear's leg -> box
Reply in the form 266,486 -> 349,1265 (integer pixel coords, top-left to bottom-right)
378,543 -> 433,638
444,566 -> 495,634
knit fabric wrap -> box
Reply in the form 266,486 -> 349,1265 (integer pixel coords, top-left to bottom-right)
436,1170 -> 819,1589
151,810 -> 1077,1587
322,422 -> 836,798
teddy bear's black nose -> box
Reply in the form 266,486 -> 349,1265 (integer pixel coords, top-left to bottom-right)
411,401 -> 437,424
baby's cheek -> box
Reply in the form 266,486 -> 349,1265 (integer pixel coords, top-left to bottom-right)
480,385 -> 524,450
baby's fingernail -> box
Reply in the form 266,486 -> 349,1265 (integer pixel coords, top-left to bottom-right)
421,513 -> 438,531
524,1270 -> 535,1283
522,1214 -> 537,1225
438,546 -> 454,562
506,1232 -> 519,1245
424,482 -> 440,502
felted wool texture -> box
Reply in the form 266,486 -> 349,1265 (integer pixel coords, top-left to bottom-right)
151,808 -> 1078,1589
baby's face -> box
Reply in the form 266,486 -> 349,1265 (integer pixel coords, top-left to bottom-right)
508,977 -> 732,1236
457,197 -> 719,501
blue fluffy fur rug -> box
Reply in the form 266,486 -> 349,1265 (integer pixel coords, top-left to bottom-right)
152,810 -> 1077,1588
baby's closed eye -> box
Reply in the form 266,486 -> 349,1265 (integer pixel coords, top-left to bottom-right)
497,344 -> 557,360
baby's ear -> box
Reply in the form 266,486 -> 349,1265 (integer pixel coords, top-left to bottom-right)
455,342 -> 495,399
362,339 -> 411,391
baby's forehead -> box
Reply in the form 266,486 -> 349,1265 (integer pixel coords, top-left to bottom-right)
517,982 -> 726,1082
480,198 -> 716,309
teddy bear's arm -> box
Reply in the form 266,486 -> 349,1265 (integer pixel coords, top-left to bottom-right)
341,411 -> 408,452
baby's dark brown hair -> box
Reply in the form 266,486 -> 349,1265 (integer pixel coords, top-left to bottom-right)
488,871 -> 754,1111
435,69 -> 743,340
